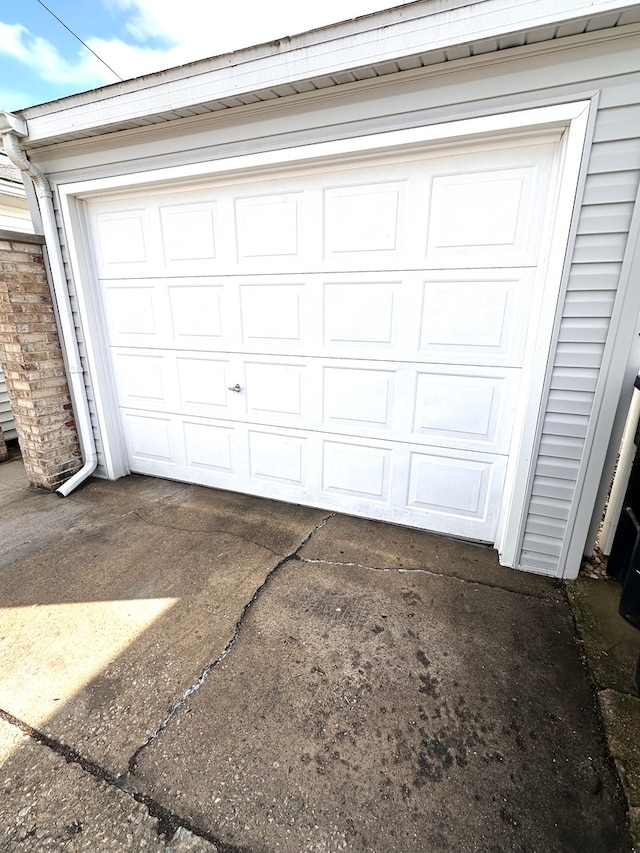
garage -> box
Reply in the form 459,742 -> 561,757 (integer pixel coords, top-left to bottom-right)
87,131 -> 565,542
2,1 -> 639,577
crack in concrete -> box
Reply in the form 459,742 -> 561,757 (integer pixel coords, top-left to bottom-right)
0,512 -> 335,853
298,556 -> 562,601
131,510 -> 284,558
125,513 -> 335,779
564,589 -> 633,790
0,707 -> 246,852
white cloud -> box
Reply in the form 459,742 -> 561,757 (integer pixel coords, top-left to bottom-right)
0,87 -> 35,112
1,1 -> 412,100
97,0 -> 409,77
84,36 -> 177,79
0,21 -> 115,87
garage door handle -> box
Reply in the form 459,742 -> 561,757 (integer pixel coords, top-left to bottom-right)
228,383 -> 242,393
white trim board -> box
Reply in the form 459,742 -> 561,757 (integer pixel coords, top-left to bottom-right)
61,102 -> 590,198
58,101 -> 592,574
494,101 -> 594,573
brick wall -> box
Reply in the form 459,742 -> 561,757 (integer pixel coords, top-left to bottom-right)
0,230 -> 82,490
0,423 -> 7,463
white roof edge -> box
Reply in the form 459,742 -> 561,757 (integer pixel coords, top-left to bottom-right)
21,0 -> 440,116
15,0 -> 640,144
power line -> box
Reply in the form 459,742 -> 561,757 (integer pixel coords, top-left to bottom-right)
34,0 -> 124,82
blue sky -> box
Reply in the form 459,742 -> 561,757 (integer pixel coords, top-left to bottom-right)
0,0 -> 409,111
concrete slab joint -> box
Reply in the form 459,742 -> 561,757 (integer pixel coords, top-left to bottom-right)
0,231 -> 81,489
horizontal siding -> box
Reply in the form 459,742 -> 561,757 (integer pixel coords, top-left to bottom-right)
562,291 -> 617,315
529,495 -> 570,520
533,456 -> 581,482
553,343 -> 605,369
587,138 -> 640,174
531,476 -> 575,502
518,550 -> 559,575
539,434 -> 584,460
521,532 -> 562,558
577,202 -> 635,234
0,366 -> 16,441
561,261 -> 621,289
550,367 -> 600,392
525,515 -> 567,539
519,92 -> 640,575
582,172 -> 639,205
556,319 -> 608,345
592,104 -> 640,143
542,412 -> 589,439
546,388 -> 595,414
598,73 -> 640,110
571,232 -> 630,263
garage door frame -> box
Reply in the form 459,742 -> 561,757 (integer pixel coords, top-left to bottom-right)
58,100 -> 593,570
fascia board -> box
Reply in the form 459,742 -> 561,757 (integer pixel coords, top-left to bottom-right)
18,0 -> 640,144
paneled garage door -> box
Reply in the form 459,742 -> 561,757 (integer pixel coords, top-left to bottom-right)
88,135 -> 562,541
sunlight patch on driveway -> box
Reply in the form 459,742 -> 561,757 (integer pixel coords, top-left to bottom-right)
0,598 -> 178,741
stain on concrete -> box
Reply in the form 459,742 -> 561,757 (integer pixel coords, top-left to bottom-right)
132,556 -> 630,852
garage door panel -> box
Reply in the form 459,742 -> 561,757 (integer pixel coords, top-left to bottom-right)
235,193 -> 303,260
406,449 -> 504,525
103,283 -> 164,347
248,429 -> 307,486
121,411 -> 506,541
322,440 -> 391,503
94,209 -> 149,272
244,361 -> 306,421
323,182 -> 405,257
183,420 -> 237,476
112,351 -> 169,409
322,279 -> 401,350
412,368 -> 518,453
418,270 -> 535,365
159,202 -> 218,266
168,282 -> 229,345
424,152 -> 554,268
176,355 -> 232,415
122,411 -> 177,471
239,283 -> 305,345
93,207 -> 171,278
323,366 -> 395,431
427,170 -> 525,253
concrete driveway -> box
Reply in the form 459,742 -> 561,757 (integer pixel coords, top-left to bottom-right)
0,457 -> 632,852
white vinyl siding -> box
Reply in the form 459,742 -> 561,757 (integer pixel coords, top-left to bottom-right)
52,193 -> 106,474
519,98 -> 640,573
0,366 -> 16,441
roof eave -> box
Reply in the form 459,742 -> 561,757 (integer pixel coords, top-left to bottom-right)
12,0 -> 640,147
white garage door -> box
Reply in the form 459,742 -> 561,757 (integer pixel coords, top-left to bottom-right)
88,135 -> 562,542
